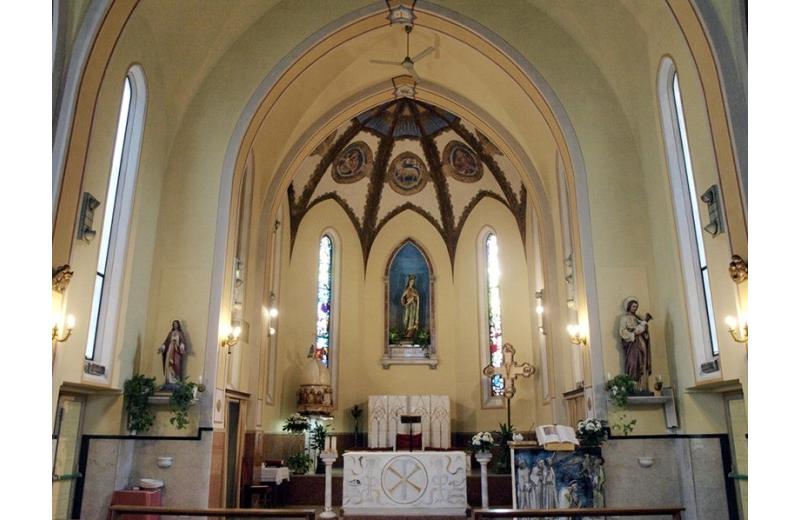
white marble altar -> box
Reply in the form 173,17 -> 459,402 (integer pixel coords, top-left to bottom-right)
342,451 -> 468,516
368,395 -> 450,449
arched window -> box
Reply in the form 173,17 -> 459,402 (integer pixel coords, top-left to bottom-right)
658,58 -> 720,368
314,234 -> 334,367
486,233 -> 505,396
84,66 -> 147,375
478,228 -> 505,406
232,154 -> 254,324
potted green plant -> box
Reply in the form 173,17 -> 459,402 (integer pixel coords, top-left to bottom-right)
310,422 -> 329,473
123,374 -> 157,434
282,413 -> 309,434
414,328 -> 431,346
490,422 -> 514,474
169,378 -> 198,430
605,374 -> 636,407
286,451 -> 314,475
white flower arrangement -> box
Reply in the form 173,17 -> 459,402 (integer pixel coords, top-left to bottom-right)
576,417 -> 608,447
469,431 -> 496,452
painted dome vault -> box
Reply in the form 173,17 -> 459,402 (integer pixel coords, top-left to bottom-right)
288,98 -> 527,268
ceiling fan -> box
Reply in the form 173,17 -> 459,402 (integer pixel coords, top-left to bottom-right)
370,25 -> 437,81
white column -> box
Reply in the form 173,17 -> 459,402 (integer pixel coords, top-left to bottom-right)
475,451 -> 492,509
320,450 -> 338,519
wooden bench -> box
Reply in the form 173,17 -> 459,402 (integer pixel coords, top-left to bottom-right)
109,505 -> 315,519
473,506 -> 685,519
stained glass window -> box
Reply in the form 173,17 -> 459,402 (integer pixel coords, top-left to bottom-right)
315,235 -> 333,366
486,233 -> 505,396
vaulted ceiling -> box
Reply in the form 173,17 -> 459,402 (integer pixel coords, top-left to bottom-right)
288,98 -> 527,266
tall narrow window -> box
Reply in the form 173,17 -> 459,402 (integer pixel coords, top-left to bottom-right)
84,67 -> 147,370
671,74 -> 719,356
658,57 -> 720,370
232,155 -> 253,324
315,235 -> 333,367
85,78 -> 131,359
486,233 -> 505,396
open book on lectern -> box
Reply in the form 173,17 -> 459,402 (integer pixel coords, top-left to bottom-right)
535,424 -> 579,451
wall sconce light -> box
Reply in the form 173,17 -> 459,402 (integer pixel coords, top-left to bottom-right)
728,255 -> 748,284
53,314 -> 76,343
269,307 -> 279,318
725,316 -> 748,343
566,323 -> 587,346
221,325 -> 242,348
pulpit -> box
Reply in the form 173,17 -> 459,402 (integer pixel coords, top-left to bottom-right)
368,395 -> 450,449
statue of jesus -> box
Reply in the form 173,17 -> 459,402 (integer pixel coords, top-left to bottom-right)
400,274 -> 420,339
158,320 -> 187,386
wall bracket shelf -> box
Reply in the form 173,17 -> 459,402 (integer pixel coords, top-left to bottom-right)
614,387 -> 678,429
147,390 -> 199,406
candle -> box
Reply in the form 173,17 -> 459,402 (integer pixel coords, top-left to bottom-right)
325,437 -> 331,450
607,372 -> 612,381
331,436 -> 337,452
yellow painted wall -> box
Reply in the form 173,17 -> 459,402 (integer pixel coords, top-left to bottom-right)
53,10 -> 184,435
258,198 -> 539,434
52,0 -> 746,440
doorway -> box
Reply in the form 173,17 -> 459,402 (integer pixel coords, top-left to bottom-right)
224,396 -> 247,507
724,391 -> 747,520
52,394 -> 85,520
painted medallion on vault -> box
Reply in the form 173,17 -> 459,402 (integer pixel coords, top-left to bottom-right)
442,141 -> 482,182
388,152 -> 429,195
333,141 -> 372,183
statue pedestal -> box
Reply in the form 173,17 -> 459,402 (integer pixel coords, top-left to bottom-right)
382,346 -> 439,369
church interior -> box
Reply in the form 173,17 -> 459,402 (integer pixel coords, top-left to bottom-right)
49,1 -> 749,518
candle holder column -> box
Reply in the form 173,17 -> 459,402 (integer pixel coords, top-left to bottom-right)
320,449 -> 338,519
474,451 -> 492,509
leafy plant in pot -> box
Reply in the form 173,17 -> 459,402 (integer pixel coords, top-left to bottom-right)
282,413 -> 309,434
310,423 -> 330,473
123,374 -> 157,434
169,378 -> 198,430
287,451 -> 313,475
605,374 -> 636,408
490,422 -> 515,474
